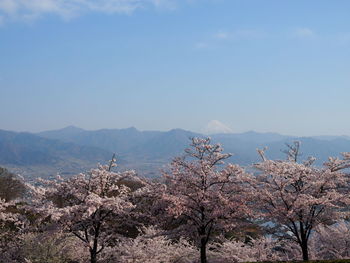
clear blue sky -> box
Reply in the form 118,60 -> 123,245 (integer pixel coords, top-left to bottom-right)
1,0 -> 350,136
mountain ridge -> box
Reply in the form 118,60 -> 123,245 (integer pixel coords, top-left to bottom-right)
2,126 -> 350,179
0,129 -> 114,180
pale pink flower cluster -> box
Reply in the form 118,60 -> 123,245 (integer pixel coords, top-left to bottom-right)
0,198 -> 17,226
208,236 -> 293,263
249,146 -> 350,261
0,198 -> 26,262
100,226 -> 197,263
309,221 -> 350,259
160,138 -> 252,263
0,198 -> 23,233
28,160 -> 150,263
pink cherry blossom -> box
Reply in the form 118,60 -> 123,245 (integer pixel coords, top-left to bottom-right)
249,144 -> 350,261
159,138 -> 252,263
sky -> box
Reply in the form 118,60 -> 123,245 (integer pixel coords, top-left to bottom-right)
1,0 -> 350,136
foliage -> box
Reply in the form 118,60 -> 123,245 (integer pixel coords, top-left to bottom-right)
0,167 -> 27,201
309,221 -> 350,260
250,143 -> 350,260
100,226 -> 197,263
2,138 -> 350,263
28,158 -> 150,263
159,138 -> 252,263
0,198 -> 28,262
17,230 -> 87,263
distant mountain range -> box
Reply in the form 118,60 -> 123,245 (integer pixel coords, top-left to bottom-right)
0,129 -> 112,180
1,126 -> 350,180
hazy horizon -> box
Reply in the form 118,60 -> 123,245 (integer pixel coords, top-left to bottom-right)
3,123 -> 350,138
2,0 -> 350,136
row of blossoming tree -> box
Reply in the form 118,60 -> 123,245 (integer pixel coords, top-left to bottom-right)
1,138 -> 350,263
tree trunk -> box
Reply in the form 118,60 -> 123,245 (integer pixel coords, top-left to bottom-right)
90,249 -> 97,263
90,221 -> 100,263
200,238 -> 207,263
90,237 -> 99,263
301,240 -> 309,261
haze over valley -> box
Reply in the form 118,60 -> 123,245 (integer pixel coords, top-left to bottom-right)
2,125 -> 350,180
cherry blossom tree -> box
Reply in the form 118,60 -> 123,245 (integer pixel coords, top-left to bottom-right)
14,230 -> 88,263
29,158 -> 149,263
0,167 -> 27,202
309,220 -> 350,260
160,137 -> 251,263
251,143 -> 350,261
0,198 -> 18,228
101,226 -> 197,263
208,236 -> 292,263
0,198 -> 25,262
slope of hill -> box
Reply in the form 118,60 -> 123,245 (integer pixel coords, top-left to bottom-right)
0,130 -> 113,180
38,125 -> 86,141
212,131 -> 291,144
37,126 -> 350,170
40,127 -> 162,154
37,127 -> 202,177
38,127 -> 200,162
